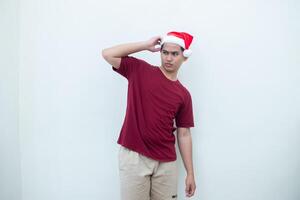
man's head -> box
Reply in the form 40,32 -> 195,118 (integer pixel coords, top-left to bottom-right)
159,31 -> 194,73
160,43 -> 187,73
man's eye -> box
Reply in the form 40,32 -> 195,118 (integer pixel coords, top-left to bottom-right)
172,52 -> 179,56
163,51 -> 168,55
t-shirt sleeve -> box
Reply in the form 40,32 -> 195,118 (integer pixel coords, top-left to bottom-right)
112,56 -> 141,80
175,91 -> 195,128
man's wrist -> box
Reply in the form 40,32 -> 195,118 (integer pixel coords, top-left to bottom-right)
139,41 -> 151,51
187,171 -> 195,177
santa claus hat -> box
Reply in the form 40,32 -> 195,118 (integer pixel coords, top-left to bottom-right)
157,31 -> 194,57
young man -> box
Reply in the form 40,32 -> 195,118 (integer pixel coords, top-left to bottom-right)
102,31 -> 196,200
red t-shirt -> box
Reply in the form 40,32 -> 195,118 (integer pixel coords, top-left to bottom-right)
112,56 -> 194,162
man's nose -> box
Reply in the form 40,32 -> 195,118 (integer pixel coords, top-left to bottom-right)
166,54 -> 172,61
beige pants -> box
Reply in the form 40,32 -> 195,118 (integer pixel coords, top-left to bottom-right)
119,146 -> 178,200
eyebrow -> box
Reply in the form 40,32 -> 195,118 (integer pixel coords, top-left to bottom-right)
162,50 -> 180,53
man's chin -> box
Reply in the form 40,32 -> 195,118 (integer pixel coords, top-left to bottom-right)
163,66 -> 173,72
164,64 -> 173,70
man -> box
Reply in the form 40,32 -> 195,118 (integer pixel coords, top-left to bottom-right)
102,31 -> 196,200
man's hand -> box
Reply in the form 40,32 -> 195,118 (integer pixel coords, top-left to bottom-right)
145,36 -> 162,52
185,174 -> 196,197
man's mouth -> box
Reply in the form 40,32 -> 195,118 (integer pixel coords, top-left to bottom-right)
165,63 -> 173,67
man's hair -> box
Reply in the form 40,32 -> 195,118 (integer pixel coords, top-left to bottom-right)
161,44 -> 185,52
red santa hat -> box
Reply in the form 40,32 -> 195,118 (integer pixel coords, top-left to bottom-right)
158,31 -> 194,57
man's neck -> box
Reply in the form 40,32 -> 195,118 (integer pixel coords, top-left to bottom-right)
159,66 -> 178,81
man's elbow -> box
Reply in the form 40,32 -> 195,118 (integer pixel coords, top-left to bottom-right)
101,49 -> 121,68
101,49 -> 109,60
101,49 -> 113,64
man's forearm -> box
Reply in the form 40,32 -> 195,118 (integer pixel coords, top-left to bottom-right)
102,41 -> 149,58
102,36 -> 161,68
177,128 -> 194,176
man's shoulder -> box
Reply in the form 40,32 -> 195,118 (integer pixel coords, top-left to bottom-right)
177,81 -> 192,99
123,56 -> 156,70
123,56 -> 150,64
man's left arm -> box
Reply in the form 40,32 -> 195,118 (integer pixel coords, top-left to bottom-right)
177,127 -> 196,197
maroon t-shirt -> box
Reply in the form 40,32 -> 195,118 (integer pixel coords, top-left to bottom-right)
112,56 -> 194,162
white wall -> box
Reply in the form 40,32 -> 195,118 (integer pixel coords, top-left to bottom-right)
2,0 -> 300,199
0,0 -> 22,200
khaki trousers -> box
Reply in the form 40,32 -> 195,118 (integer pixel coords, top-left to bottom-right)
119,146 -> 178,200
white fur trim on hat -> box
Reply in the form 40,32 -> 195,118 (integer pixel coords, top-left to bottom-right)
161,35 -> 185,49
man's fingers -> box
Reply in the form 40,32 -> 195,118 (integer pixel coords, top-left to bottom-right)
185,184 -> 189,193
190,186 -> 195,196
190,184 -> 196,196
185,182 -> 196,197
185,184 -> 191,196
151,36 -> 161,43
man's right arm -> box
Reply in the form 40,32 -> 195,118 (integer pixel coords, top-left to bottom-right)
101,36 -> 161,69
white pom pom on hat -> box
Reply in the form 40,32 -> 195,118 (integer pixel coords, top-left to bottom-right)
159,31 -> 194,58
183,49 -> 192,57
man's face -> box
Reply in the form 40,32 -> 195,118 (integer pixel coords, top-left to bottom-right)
160,43 -> 187,73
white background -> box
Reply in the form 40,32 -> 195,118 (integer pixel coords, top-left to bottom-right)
1,0 -> 300,200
